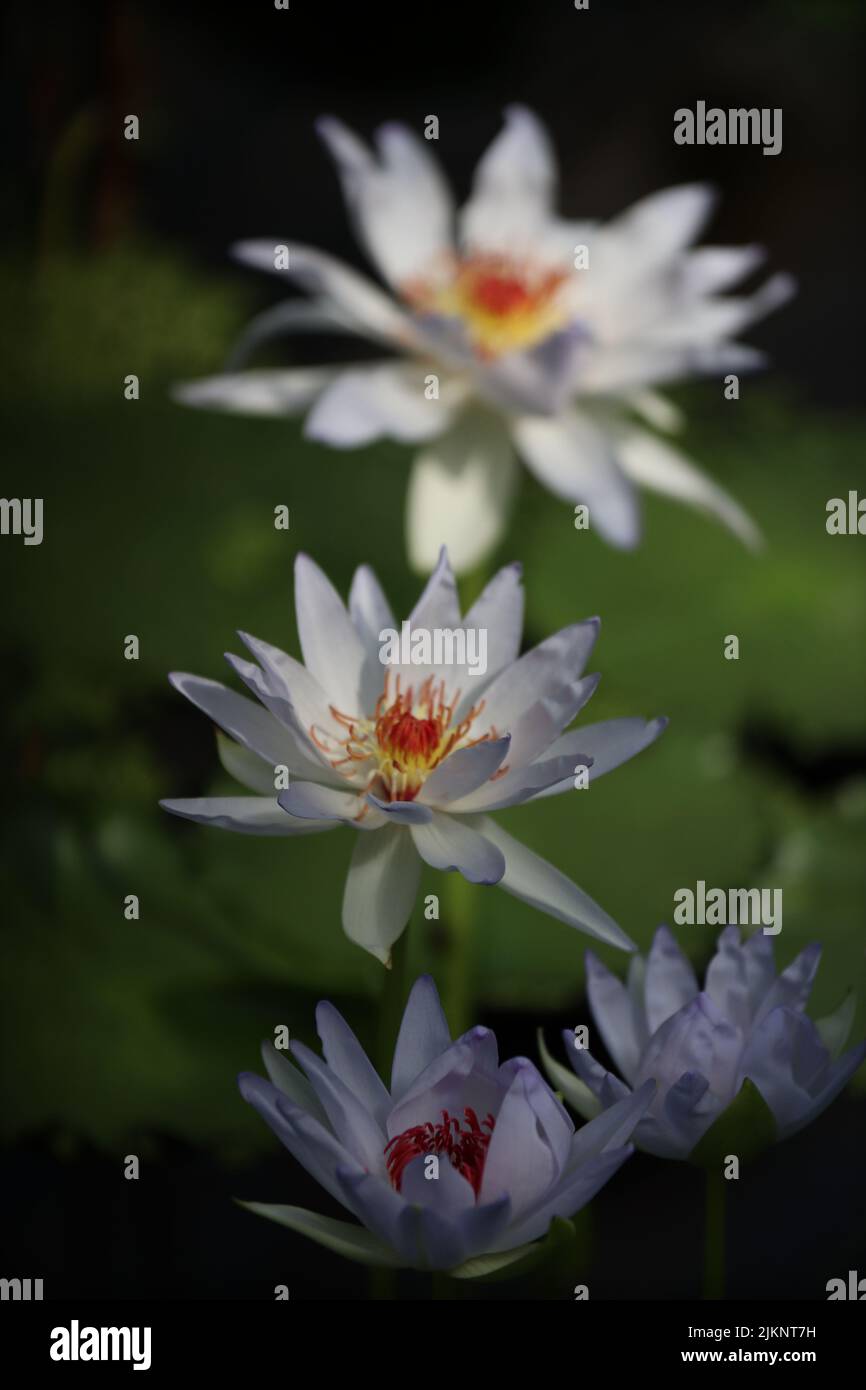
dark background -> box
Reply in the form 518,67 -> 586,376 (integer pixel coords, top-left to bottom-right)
1,0 -> 865,1299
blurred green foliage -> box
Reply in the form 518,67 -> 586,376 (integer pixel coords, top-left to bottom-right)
1,244 -> 865,1152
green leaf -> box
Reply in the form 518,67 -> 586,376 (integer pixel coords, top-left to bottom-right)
536,1028 -> 600,1120
237,1202 -> 402,1268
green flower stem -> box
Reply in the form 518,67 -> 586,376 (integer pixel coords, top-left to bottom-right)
443,871 -> 474,1038
376,925 -> 410,1083
703,1169 -> 726,1300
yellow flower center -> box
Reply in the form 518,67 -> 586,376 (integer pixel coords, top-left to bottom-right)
404,252 -> 570,358
311,672 -> 507,808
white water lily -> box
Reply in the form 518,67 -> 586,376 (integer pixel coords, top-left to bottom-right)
160,549 -> 666,963
175,105 -> 794,572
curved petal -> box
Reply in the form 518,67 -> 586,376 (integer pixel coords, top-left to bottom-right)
168,671 -> 302,768
461,561 -> 524,687
645,925 -> 701,1035
224,299 -> 361,370
418,736 -> 511,806
279,781 -> 374,827
315,1001 -> 391,1127
604,183 -> 717,268
366,795 -> 433,825
232,240 -> 416,348
410,811 -> 506,885
468,621 -> 599,743
317,116 -> 454,288
614,427 -> 762,550
585,951 -> 647,1084
406,410 -> 518,576
160,795 -> 332,836
512,411 -> 641,548
290,1039 -> 387,1170
305,362 -> 464,447
391,975 -> 452,1101
479,1062 -> 561,1214
216,732 -> 280,794
473,815 -> 636,951
460,105 -> 557,257
238,1074 -> 359,1210
349,564 -> 396,710
527,716 -> 668,799
294,552 -> 367,711
172,367 -> 336,416
342,824 -> 421,964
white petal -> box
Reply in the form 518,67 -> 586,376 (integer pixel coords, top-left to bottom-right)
605,184 -> 717,267
419,736 -> 511,806
651,272 -> 796,344
160,796 -> 331,836
473,815 -> 636,950
342,825 -> 421,964
410,811 -> 506,885
460,105 -> 557,257
625,389 -> 684,434
528,717 -> 668,799
225,299 -> 361,370
279,781 -> 376,827
172,367 -> 335,417
407,543 -> 461,631
232,240 -> 417,348
168,672 -> 301,767
294,553 -> 367,710
512,411 -> 641,548
406,411 -> 518,575
216,731 -> 278,794
615,426 -> 762,549
681,244 -> 767,297
317,117 -> 454,288
461,561 -> 524,686
466,620 -> 599,751
305,362 -> 464,447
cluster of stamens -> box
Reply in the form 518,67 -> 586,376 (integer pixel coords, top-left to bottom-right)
311,671 -> 507,806
403,251 -> 569,358
384,1108 -> 496,1197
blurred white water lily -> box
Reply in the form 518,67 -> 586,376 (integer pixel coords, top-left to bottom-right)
542,926 -> 866,1160
239,975 -> 655,1273
175,105 -> 794,572
160,549 -> 666,963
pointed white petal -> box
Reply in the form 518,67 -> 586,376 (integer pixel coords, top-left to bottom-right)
172,367 -> 335,416
342,825 -> 421,964
615,426 -> 762,549
512,411 -> 641,548
473,815 -> 636,950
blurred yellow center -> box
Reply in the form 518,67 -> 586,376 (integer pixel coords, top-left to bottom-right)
404,253 -> 569,358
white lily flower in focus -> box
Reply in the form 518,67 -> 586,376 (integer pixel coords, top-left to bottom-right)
161,549 -> 666,964
175,106 -> 794,572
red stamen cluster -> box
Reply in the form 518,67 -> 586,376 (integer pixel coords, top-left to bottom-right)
385,1108 -> 496,1197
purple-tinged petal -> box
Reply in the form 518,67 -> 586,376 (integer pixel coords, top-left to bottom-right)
410,811 -> 506,885
645,925 -> 701,1034
391,975 -> 452,1101
315,1001 -> 391,1128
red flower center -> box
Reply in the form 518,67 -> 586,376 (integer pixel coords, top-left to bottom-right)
384,1108 -> 496,1197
